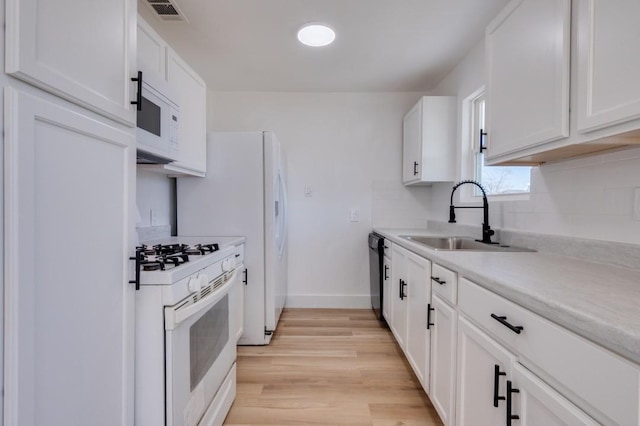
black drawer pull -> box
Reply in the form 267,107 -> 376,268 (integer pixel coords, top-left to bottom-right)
400,279 -> 407,300
413,161 -> 419,175
431,276 -> 446,285
491,314 -> 523,334
384,265 -> 389,280
506,380 -> 520,426
493,364 -> 506,407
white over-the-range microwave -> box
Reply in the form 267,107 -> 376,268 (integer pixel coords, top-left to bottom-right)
136,72 -> 180,164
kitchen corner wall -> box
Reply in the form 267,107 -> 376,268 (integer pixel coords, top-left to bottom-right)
208,92 -> 429,308
136,170 -> 174,232
429,41 -> 640,245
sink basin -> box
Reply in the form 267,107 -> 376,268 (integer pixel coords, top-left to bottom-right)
400,235 -> 535,252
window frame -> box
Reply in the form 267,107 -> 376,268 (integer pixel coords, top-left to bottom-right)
459,87 -> 531,203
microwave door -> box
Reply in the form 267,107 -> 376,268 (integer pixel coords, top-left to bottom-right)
138,96 -> 161,137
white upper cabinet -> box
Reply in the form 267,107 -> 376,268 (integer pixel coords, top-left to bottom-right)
486,0 -> 640,164
137,17 -> 168,80
5,0 -> 137,126
575,0 -> 640,132
137,16 -> 207,177
165,49 -> 207,176
402,96 -> 456,185
485,0 -> 570,160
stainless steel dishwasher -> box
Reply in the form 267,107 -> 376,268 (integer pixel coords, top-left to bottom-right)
368,233 -> 385,322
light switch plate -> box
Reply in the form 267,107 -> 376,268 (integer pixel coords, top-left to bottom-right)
633,188 -> 640,221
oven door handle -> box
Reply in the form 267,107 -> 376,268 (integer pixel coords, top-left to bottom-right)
165,268 -> 241,330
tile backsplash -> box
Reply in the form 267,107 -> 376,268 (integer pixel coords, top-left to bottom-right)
372,180 -> 430,228
431,146 -> 640,245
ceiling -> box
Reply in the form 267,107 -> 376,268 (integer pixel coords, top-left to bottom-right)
138,0 -> 510,92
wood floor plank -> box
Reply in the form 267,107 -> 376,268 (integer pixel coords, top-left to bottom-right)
224,308 -> 443,425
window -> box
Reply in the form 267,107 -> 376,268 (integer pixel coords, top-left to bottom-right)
467,90 -> 531,197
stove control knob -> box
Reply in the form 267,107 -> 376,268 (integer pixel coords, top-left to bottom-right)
188,276 -> 202,293
222,257 -> 236,272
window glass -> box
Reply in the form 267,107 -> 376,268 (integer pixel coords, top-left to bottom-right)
472,95 -> 531,196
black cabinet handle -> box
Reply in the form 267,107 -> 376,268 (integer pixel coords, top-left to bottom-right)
128,247 -> 143,291
413,161 -> 419,175
131,71 -> 142,111
431,276 -> 446,285
399,279 -> 407,300
427,303 -> 434,329
398,279 -> 403,300
479,128 -> 488,153
491,314 -> 523,334
242,268 -> 248,285
493,364 -> 506,407
506,380 -> 520,426
384,265 -> 389,280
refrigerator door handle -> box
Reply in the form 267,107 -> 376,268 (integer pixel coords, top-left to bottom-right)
276,170 -> 288,258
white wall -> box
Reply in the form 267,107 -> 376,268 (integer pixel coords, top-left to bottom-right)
429,41 -> 640,245
208,91 -> 429,307
136,170 -> 173,228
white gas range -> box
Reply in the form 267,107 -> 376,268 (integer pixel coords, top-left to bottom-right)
134,236 -> 245,426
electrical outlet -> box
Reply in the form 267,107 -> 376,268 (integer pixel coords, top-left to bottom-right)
633,188 -> 640,221
350,208 -> 360,222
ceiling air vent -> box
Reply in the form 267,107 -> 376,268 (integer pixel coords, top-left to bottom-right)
145,0 -> 188,22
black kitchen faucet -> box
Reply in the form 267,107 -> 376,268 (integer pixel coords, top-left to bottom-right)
448,180 -> 496,244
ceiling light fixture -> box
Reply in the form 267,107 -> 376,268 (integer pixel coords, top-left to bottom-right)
297,23 -> 336,47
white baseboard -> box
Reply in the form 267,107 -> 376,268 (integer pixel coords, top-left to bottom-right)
285,294 -> 371,309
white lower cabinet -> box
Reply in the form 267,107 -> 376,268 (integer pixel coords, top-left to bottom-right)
456,317 -> 514,426
381,238 -> 640,426
512,363 -> 599,426
382,253 -> 392,322
390,244 -> 408,348
429,294 -> 457,425
390,244 -> 432,388
405,251 -> 431,388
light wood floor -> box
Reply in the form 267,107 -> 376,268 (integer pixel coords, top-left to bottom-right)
223,308 -> 443,426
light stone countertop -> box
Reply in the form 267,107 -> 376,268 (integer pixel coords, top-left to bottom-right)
374,228 -> 640,365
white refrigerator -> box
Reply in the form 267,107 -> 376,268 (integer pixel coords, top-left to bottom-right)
177,131 -> 288,345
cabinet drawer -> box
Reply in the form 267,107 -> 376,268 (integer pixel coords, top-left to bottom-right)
431,263 -> 457,305
458,278 -> 640,426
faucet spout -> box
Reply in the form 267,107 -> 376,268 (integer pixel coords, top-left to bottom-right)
448,180 -> 496,244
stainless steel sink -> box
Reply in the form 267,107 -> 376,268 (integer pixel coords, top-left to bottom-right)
399,235 -> 535,252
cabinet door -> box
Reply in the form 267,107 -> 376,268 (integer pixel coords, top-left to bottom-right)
166,49 -> 208,176
4,88 -> 136,426
137,16 -> 168,80
456,317 -> 515,426
382,255 -> 392,322
6,0 -> 137,126
402,100 -> 422,183
390,245 -> 408,348
430,295 -> 457,426
511,363 -> 600,426
405,250 -> 431,389
576,0 -> 640,132
485,0 -> 570,159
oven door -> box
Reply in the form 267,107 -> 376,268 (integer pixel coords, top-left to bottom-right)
164,269 -> 239,426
